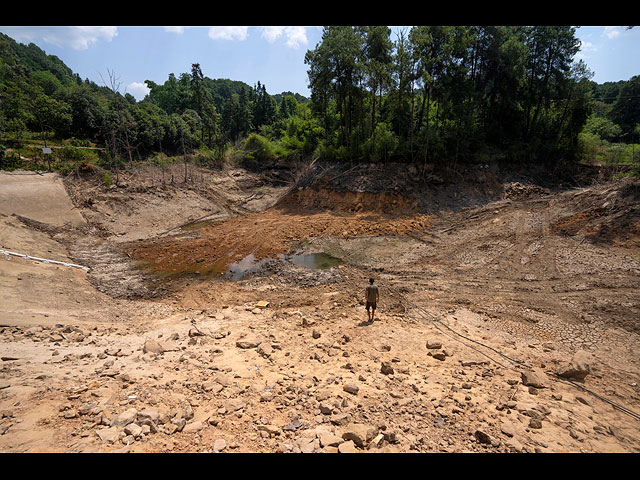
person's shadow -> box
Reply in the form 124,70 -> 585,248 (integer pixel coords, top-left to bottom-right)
356,319 -> 374,327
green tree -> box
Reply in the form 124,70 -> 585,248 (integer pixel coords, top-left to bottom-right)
191,63 -> 220,147
145,73 -> 192,114
523,26 -> 581,145
29,91 -> 72,147
611,75 -> 640,139
58,83 -> 106,140
252,81 -> 277,130
278,94 -> 298,120
304,26 -> 365,156
362,26 -> 393,141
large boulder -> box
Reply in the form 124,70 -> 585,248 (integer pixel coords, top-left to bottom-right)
342,424 -> 378,448
521,367 -> 548,388
555,350 -> 592,381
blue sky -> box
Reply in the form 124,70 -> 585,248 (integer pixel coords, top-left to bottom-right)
0,26 -> 638,101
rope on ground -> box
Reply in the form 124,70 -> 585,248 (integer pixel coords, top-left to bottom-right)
0,248 -> 90,271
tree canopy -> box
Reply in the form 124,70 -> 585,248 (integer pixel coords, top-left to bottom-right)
1,28 -> 638,174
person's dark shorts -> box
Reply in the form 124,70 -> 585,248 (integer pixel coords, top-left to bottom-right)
366,301 -> 377,311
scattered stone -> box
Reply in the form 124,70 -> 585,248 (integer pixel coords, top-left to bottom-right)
95,427 -> 119,443
182,405 -> 194,421
257,344 -> 274,358
171,417 -> 186,432
556,350 -> 592,381
380,362 -> 394,375
298,438 -> 316,453
368,433 -> 385,449
111,408 -> 138,427
426,340 -> 442,349
257,424 -> 280,437
521,368 -> 547,388
342,424 -> 378,448
338,440 -> 358,453
474,429 -> 493,445
575,396 -> 591,406
213,439 -> 227,452
183,421 -> 204,434
224,398 -> 246,412
202,380 -> 224,394
259,390 -> 274,402
163,423 -> 180,435
143,339 -> 166,355
318,431 -> 343,448
137,408 -> 160,425
500,423 -> 516,438
124,423 -> 143,438
429,351 -> 447,361
529,418 -> 543,429
461,359 -> 490,367
78,403 -> 98,416
330,413 -> 351,426
343,384 -> 359,395
116,373 -> 132,383
188,328 -> 205,338
282,419 -> 303,432
236,337 -> 262,349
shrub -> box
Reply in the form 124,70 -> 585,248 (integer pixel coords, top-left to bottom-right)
244,133 -> 278,161
57,145 -> 99,163
193,144 -> 227,168
102,172 -> 112,188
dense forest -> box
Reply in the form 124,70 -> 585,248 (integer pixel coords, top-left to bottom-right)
1,26 -> 639,177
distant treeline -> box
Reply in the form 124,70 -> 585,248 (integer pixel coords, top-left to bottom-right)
1,27 -> 639,173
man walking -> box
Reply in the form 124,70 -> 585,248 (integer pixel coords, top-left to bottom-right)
365,277 -> 379,322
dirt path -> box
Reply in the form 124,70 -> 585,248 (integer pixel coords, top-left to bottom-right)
1,166 -> 639,453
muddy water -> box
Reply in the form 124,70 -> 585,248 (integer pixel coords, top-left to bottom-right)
137,251 -> 343,284
286,252 -> 342,269
226,254 -> 270,280
227,252 -> 342,280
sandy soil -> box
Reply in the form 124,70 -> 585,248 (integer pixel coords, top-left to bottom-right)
1,163 -> 639,453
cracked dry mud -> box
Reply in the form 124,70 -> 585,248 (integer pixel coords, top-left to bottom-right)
0,163 -> 639,453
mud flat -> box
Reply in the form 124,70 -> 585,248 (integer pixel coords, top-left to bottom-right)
0,164 -> 639,453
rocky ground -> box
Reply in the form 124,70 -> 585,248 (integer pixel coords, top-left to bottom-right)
0,161 -> 639,453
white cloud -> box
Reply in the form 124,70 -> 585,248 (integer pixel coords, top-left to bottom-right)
208,26 -> 248,41
603,26 -> 624,39
127,81 -> 150,100
259,26 -> 308,49
283,26 -> 308,48
576,39 -> 597,61
0,26 -> 118,50
261,26 -> 286,43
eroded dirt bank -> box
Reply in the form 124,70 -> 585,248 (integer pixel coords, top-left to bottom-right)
1,162 -> 639,453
